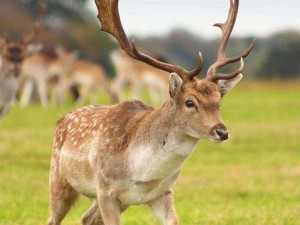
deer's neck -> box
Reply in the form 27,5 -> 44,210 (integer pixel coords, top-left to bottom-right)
128,101 -> 199,182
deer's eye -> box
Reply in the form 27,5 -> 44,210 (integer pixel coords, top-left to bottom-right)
185,100 -> 195,108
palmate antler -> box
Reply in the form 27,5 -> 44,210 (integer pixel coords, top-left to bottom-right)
21,3 -> 47,44
206,0 -> 255,82
95,0 -> 254,82
95,0 -> 203,81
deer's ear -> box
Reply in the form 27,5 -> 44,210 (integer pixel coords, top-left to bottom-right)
169,72 -> 183,102
217,74 -> 243,97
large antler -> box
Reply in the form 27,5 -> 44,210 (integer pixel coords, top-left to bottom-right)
95,0 -> 203,81
21,3 -> 47,45
206,0 -> 255,82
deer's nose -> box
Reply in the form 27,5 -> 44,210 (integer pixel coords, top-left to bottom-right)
216,129 -> 229,140
210,123 -> 229,141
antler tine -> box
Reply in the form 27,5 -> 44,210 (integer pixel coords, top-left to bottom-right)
132,40 -> 204,80
22,3 -> 47,44
206,0 -> 255,82
95,0 -> 203,81
186,52 -> 204,79
208,57 -> 244,82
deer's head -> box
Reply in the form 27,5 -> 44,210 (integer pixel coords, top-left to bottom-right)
0,3 -> 46,77
95,0 -> 255,142
168,73 -> 244,142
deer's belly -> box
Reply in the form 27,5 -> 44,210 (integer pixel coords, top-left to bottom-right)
118,180 -> 168,205
67,174 -> 97,198
117,172 -> 178,205
59,150 -> 97,198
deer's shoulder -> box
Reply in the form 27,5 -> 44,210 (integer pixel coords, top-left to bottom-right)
54,101 -> 154,150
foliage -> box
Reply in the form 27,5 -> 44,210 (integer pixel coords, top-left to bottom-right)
135,29 -> 300,79
0,0 -> 117,75
258,31 -> 300,79
0,1 -> 299,79
0,82 -> 300,224
2,0 -> 88,22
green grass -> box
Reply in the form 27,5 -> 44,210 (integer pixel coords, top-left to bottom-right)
0,81 -> 299,225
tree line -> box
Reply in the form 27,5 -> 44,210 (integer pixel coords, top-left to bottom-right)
1,0 -> 299,79
136,29 -> 300,79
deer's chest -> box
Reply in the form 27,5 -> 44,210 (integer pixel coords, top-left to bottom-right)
128,143 -> 193,182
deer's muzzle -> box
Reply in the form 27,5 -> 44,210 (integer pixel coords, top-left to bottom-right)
210,123 -> 229,141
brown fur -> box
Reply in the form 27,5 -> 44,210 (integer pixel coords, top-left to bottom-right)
48,0 -> 251,223
47,76 -> 232,225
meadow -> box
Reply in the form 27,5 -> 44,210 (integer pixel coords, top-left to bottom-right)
0,81 -> 299,225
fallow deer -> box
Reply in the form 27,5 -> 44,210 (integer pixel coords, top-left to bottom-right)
47,0 -> 255,224
111,48 -> 169,104
20,46 -> 78,107
0,3 -> 46,116
53,55 -> 116,105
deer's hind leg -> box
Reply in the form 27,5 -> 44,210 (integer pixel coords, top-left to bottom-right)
82,201 -> 128,225
82,202 -> 104,225
47,159 -> 79,225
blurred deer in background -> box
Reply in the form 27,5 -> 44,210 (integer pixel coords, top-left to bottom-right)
0,3 -> 46,116
111,48 -> 169,105
20,45 -> 78,107
53,47 -> 116,105
47,0 -> 255,224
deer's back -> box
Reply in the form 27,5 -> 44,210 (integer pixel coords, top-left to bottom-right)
52,101 -> 154,197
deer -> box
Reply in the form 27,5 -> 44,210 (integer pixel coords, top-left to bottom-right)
52,52 -> 116,105
0,3 -> 46,116
111,48 -> 169,105
47,0 -> 255,224
20,46 -> 79,107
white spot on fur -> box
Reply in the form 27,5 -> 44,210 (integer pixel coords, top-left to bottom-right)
104,139 -> 110,145
118,135 -> 125,143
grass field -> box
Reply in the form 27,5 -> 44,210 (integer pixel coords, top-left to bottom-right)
0,81 -> 299,225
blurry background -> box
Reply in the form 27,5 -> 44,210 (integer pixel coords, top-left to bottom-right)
0,1 -> 299,225
1,0 -> 299,79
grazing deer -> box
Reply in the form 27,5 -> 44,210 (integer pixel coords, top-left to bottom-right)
20,46 -> 78,107
47,0 -> 255,224
111,48 -> 169,104
53,55 -> 115,105
0,4 -> 46,116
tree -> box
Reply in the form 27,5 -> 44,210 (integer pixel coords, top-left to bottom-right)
0,0 -> 117,75
258,31 -> 300,79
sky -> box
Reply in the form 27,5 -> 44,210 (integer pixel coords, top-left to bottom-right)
87,0 -> 300,38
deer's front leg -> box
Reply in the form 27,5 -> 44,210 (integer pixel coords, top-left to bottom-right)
148,190 -> 179,225
97,187 -> 121,225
